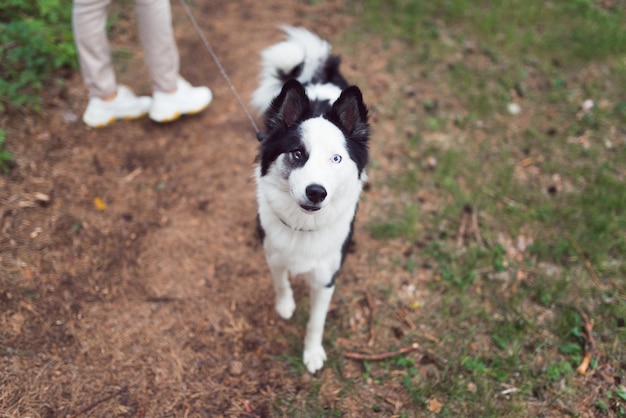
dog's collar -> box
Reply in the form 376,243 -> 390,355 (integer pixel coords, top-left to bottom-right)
278,215 -> 317,232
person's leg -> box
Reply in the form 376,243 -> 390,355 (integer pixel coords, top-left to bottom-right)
135,0 -> 179,93
72,0 -> 116,98
73,0 -> 152,127
135,0 -> 212,122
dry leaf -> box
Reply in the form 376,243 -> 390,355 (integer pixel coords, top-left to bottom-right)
10,313 -> 25,335
428,397 -> 444,414
93,197 -> 107,211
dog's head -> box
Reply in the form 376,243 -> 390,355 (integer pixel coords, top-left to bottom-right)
258,80 -> 369,214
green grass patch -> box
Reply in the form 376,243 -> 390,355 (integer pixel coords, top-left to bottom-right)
0,129 -> 15,174
358,0 -> 626,64
0,0 -> 77,111
346,0 -> 626,415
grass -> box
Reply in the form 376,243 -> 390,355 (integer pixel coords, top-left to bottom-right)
268,0 -> 626,412
335,0 -> 625,416
0,130 -> 15,173
0,0 -> 76,112
1,0 -> 76,175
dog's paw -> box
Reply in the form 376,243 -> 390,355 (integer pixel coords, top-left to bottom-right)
303,345 -> 327,374
275,294 -> 296,320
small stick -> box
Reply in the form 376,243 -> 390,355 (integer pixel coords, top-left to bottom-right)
243,400 -> 253,413
345,343 -> 419,361
573,241 -> 601,285
364,291 -> 375,347
71,386 -> 128,417
471,205 -> 484,246
456,209 -> 470,248
577,311 -> 595,375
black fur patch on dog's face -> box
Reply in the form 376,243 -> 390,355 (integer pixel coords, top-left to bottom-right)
325,86 -> 370,177
259,80 -> 312,177
259,124 -> 311,178
282,142 -> 309,177
259,79 -> 370,178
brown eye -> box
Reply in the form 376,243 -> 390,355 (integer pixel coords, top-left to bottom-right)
291,149 -> 303,160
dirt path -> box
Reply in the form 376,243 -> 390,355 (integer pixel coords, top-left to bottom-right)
1,1 -> 415,416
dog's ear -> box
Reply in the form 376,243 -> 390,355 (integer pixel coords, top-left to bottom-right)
327,86 -> 369,139
265,79 -> 311,133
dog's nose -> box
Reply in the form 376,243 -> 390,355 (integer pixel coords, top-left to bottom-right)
305,184 -> 327,203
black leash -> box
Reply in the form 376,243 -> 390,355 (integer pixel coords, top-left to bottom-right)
179,0 -> 265,142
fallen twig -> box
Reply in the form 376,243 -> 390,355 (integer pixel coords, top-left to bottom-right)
243,400 -> 253,413
577,311 -> 595,375
345,343 -> 419,361
499,387 -> 519,397
70,385 -> 129,417
145,296 -> 180,303
420,348 -> 448,369
573,241 -> 601,285
364,291 -> 375,347
471,204 -> 484,246
456,205 -> 472,248
457,204 -> 484,248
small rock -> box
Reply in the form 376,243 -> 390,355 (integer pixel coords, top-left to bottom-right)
34,192 -> 51,207
230,360 -> 243,375
507,102 -> 521,115
30,227 -> 42,238
62,111 -> 78,123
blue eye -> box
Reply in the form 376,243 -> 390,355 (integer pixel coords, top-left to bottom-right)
331,154 -> 342,164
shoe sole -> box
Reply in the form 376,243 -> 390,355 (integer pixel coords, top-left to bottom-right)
153,111 -> 181,123
86,112 -> 148,128
150,104 -> 209,123
89,116 -> 116,128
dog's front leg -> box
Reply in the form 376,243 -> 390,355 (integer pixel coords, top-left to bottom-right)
303,280 -> 335,374
268,261 -> 296,320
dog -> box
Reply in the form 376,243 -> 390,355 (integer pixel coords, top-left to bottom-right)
252,26 -> 370,373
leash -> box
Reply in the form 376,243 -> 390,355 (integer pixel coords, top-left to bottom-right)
179,0 -> 265,142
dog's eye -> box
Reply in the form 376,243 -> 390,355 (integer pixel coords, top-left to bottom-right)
291,149 -> 303,160
331,154 -> 342,164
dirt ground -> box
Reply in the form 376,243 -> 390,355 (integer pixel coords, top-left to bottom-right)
0,1 -> 424,416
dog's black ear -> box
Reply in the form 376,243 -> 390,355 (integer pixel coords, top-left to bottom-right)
327,86 -> 369,139
265,79 -> 311,133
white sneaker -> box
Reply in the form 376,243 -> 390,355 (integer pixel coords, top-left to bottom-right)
82,86 -> 152,128
149,77 -> 212,123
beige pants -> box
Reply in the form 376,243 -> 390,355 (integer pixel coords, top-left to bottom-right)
72,0 -> 179,98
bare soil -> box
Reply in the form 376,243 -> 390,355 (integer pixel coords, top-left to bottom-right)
1,1 -> 415,416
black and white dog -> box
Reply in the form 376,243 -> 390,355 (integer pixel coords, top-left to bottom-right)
252,27 -> 370,373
